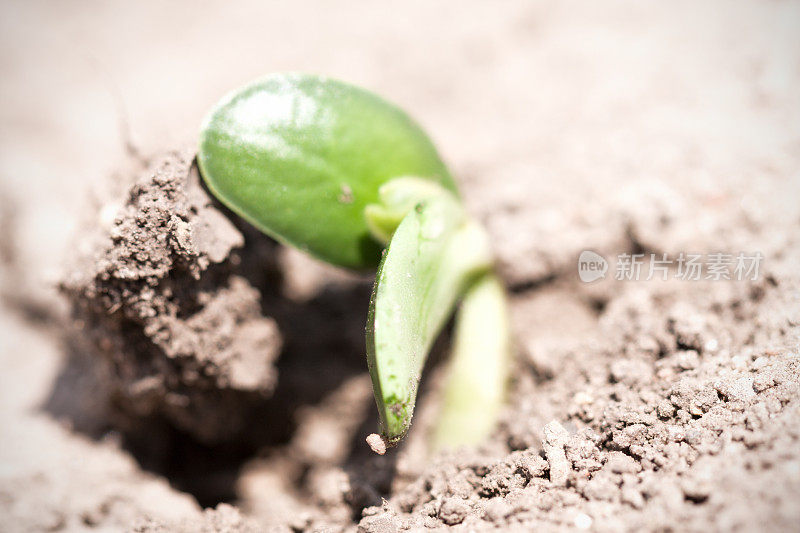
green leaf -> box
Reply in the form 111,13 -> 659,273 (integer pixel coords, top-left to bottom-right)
366,191 -> 493,442
197,73 -> 456,269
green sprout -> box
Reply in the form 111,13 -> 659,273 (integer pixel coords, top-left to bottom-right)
197,73 -> 510,453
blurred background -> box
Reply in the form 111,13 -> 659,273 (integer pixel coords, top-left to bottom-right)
3,1 -> 798,285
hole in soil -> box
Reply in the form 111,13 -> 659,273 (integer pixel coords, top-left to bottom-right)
45,266 -> 376,507
41,160 -> 435,512
118,418 -> 252,507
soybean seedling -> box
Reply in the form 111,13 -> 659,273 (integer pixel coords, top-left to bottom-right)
197,73 -> 510,453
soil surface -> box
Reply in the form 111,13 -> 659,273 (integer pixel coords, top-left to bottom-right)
1,1 -> 799,532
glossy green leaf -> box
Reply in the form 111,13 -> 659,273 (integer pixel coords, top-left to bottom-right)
197,73 -> 456,269
366,191 -> 493,443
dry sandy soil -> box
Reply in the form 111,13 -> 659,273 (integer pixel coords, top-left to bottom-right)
1,1 -> 799,531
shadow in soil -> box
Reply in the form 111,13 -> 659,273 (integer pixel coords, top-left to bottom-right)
41,162 -> 388,508
45,276 -> 377,507
339,332 -> 451,518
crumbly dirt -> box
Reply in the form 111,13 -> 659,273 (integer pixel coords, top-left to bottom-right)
1,1 -> 799,532
59,151 -> 283,443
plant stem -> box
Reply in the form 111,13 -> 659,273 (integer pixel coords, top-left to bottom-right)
431,271 -> 511,452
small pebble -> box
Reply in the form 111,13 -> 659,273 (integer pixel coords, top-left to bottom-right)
366,433 -> 387,455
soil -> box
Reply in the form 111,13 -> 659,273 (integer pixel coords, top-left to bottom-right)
1,1 -> 799,532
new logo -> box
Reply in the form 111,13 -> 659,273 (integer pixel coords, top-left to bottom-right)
578,250 -> 608,283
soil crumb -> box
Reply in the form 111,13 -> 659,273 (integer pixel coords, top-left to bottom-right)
366,433 -> 387,455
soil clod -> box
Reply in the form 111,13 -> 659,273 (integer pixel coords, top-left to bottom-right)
366,433 -> 388,455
